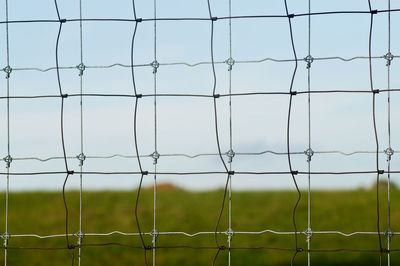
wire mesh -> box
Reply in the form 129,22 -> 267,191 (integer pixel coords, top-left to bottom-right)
0,0 -> 399,265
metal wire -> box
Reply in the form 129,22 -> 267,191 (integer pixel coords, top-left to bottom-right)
367,2 -> 383,264
0,1 -> 398,265
1,170 -> 400,176
4,54 -> 399,74
5,149 -> 396,164
152,0 -> 158,264
78,0 -> 85,264
206,2 -> 233,265
386,1 -> 392,265
1,8 -> 400,25
4,229 -> 400,240
4,0 -> 10,264
227,0 -> 233,265
306,1 -> 312,265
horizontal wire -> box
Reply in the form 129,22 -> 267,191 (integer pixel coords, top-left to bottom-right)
5,55 -> 399,73
1,84 -> 375,102
1,244 -> 399,253
3,230 -> 399,240
0,89 -> 400,100
0,8 -> 400,25
8,149 -> 395,163
0,170 -> 397,176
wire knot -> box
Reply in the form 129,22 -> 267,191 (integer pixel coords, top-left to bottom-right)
74,231 -> 85,240
370,10 -> 378,15
218,245 -> 227,250
1,232 -> 10,242
304,55 -> 314,69
384,227 -> 393,243
304,228 -> 313,242
381,248 -> 390,254
211,17 -> 218,21
150,229 -> 159,239
67,244 -> 76,249
3,65 -> 12,79
304,148 -> 314,162
61,94 -> 68,98
67,170 -> 74,175
226,149 -> 235,163
145,245 -> 152,250
3,155 -> 12,168
151,60 -> 159,74
227,171 -> 235,176
225,57 -> 235,71
76,63 -> 86,76
384,52 -> 394,66
136,18 -> 143,23
288,14 -> 295,19
136,94 -> 143,99
151,151 -> 160,165
213,94 -> 220,98
59,18 -> 67,23
372,89 -> 379,94
291,170 -> 298,175
141,171 -> 149,176
225,228 -> 234,242
290,91 -> 297,96
384,147 -> 394,161
77,153 -> 86,166
378,170 -> 384,175
296,248 -> 304,252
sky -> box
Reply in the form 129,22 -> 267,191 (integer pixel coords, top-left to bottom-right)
0,0 -> 399,191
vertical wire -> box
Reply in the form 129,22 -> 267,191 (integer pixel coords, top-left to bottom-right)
54,0 -> 74,256
207,2 -> 228,173
227,0 -> 233,265
206,1 -> 231,265
130,1 -> 147,264
133,97 -> 148,266
386,0 -> 392,265
78,0 -> 84,264
4,0 -> 10,264
152,0 -> 158,265
282,1 -> 301,265
306,0 -> 312,265
367,1 -> 382,264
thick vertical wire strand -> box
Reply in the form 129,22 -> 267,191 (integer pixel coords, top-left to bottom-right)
206,1 -> 228,174
152,0 -> 158,264
133,97 -> 148,266
306,0 -> 312,265
227,0 -> 233,265
54,0 -> 73,252
4,0 -> 10,264
206,1 -> 231,265
283,1 -> 301,265
78,0 -> 84,264
130,1 -> 147,263
386,1 -> 392,265
367,1 -> 383,265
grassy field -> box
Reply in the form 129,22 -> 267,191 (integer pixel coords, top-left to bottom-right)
0,183 -> 399,265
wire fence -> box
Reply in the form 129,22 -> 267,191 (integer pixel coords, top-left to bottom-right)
0,0 -> 399,265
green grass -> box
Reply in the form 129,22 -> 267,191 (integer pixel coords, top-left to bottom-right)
0,184 -> 399,265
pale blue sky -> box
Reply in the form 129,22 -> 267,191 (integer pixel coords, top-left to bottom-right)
0,0 -> 399,191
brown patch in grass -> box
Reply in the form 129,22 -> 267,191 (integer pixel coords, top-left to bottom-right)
145,182 -> 182,191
